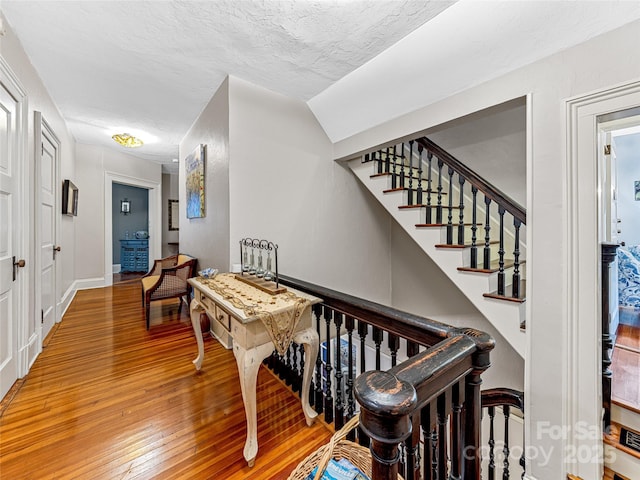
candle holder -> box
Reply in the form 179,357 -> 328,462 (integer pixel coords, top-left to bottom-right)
238,237 -> 280,289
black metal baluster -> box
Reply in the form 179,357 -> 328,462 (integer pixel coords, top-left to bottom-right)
345,316 -> 356,440
471,186 -> 478,268
488,406 -> 496,480
285,343 -> 293,386
313,304 -> 323,414
388,333 -> 399,367
512,218 -> 522,299
323,306 -> 333,424
426,152 -> 433,224
373,327 -> 383,370
407,141 -> 414,205
498,206 -> 506,296
503,406 -> 511,480
484,196 -> 492,270
399,143 -> 406,189
458,175 -> 466,246
436,158 -> 444,224
375,151 -> 383,174
391,145 -> 398,189
416,145 -> 424,205
291,343 -> 300,392
385,147 -> 391,173
446,167 -> 454,244
334,313 -> 344,430
357,320 -> 370,447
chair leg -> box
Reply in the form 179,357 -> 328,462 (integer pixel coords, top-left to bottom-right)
146,303 -> 150,330
178,296 -> 183,315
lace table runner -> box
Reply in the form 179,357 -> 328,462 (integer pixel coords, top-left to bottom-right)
195,273 -> 311,355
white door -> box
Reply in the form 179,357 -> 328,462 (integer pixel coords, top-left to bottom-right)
0,72 -> 23,400
38,115 -> 60,340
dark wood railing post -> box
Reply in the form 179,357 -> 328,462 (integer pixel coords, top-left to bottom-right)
355,371 -> 417,480
601,242 -> 619,429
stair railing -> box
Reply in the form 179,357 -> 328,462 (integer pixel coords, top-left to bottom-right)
365,137 -> 526,300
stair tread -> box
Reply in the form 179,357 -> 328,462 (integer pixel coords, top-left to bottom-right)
435,240 -> 499,249
604,422 -> 640,460
483,281 -> 526,303
604,467 -> 630,480
384,187 -> 448,195
417,222 -> 482,228
458,259 -> 518,273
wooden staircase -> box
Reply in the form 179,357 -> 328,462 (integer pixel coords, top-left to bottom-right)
348,138 -> 526,356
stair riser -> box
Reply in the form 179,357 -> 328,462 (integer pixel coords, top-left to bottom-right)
612,404 -> 640,433
604,444 -> 640,479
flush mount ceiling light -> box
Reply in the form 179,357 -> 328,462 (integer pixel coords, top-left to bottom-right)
112,133 -> 143,148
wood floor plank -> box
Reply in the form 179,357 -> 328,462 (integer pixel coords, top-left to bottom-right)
0,283 -> 333,479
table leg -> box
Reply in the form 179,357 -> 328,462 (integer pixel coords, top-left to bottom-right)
233,342 -> 274,467
292,327 -> 319,426
189,299 -> 205,371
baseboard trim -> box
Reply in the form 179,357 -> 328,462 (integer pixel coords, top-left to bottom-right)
74,277 -> 106,291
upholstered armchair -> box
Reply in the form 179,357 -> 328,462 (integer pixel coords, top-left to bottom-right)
141,253 -> 197,329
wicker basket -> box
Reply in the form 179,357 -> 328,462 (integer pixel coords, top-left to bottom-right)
287,415 -> 403,480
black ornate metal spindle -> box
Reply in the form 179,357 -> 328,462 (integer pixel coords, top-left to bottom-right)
407,141 -> 414,205
333,312 -> 344,429
498,206 -> 506,296
385,147 -> 391,173
313,304 -> 323,414
488,405 -> 496,480
512,218 -> 522,299
421,405 -> 434,480
450,381 -> 464,480
436,157 -> 444,224
399,143 -> 406,189
285,342 -> 293,386
323,306 -> 334,424
471,186 -> 478,268
375,151 -> 383,174
503,405 -> 511,480
446,166 -> 454,244
294,343 -> 302,393
426,152 -> 433,224
458,175 -> 466,246
416,145 -> 424,205
372,326 -> 383,370
388,333 -> 399,367
345,316 -> 356,440
484,196 -> 492,270
437,393 -> 448,480
391,145 -> 398,189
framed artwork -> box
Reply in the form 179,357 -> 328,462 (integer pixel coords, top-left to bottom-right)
120,199 -> 130,214
185,144 -> 205,218
62,179 -> 79,216
635,181 -> 640,201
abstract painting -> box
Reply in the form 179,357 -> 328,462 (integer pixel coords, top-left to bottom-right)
185,144 -> 205,218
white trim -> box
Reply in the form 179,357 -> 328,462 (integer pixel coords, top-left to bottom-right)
74,277 -> 106,291
58,282 -> 77,319
104,171 -> 161,286
565,78 -> 640,480
0,55 -> 29,382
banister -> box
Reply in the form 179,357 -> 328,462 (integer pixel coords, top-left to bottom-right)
481,387 -> 525,411
279,274 -> 454,347
416,137 -> 526,224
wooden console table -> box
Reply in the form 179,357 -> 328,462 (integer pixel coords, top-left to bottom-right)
187,274 -> 320,467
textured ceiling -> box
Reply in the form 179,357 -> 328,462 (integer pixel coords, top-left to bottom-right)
1,0 -> 454,170
3,0 -> 640,174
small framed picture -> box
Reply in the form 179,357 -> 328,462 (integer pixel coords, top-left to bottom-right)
121,199 -> 131,214
635,181 -> 640,201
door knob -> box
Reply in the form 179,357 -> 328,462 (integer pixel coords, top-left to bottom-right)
53,245 -> 61,260
12,256 -> 26,281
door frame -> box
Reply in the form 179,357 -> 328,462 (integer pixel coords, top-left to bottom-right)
565,79 -> 640,480
0,56 -> 29,381
103,172 -> 161,286
34,111 -> 61,349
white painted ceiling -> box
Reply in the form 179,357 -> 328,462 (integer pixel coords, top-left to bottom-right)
2,1 -> 640,174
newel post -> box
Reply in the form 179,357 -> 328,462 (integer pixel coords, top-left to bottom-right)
355,371 -> 417,480
456,328 -> 495,479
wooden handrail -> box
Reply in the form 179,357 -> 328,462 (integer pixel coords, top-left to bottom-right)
416,137 -> 526,224
481,387 -> 525,412
279,274 -> 454,347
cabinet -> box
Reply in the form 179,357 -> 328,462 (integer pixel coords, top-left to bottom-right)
120,239 -> 148,272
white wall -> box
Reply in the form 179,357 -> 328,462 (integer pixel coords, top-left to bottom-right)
74,143 -> 161,281
331,18 -> 640,480
161,173 -> 179,257
228,76 -> 392,302
0,13 -> 76,363
179,77 -> 230,272
615,133 -> 640,246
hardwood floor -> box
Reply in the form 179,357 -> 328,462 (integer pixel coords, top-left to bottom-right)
612,307 -> 640,412
0,283 -> 333,479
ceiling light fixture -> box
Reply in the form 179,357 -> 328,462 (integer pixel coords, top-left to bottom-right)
112,133 -> 144,148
